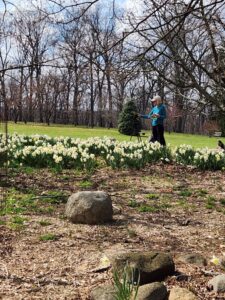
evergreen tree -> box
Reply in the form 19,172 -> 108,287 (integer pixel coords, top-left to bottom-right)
118,100 -> 142,136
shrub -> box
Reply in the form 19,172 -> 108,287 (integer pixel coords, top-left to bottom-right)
118,101 -> 142,136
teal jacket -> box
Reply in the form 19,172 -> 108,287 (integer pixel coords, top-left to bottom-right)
141,104 -> 166,126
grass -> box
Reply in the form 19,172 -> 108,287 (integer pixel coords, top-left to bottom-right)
205,196 -> 217,210
176,199 -> 192,209
220,199 -> 225,206
39,220 -> 52,226
196,189 -> 208,197
0,219 -> 6,225
39,191 -> 68,204
179,190 -> 192,197
145,193 -> 159,200
1,188 -> 55,216
11,216 -> 28,224
128,199 -> 140,208
39,233 -> 58,241
8,223 -> 25,231
6,216 -> 28,231
138,205 -> 159,213
2,122 -> 225,148
79,180 -> 93,189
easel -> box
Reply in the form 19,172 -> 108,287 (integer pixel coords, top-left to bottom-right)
130,132 -> 147,142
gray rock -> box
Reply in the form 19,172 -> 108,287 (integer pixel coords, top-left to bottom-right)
169,287 -> 197,300
112,204 -> 122,215
177,253 -> 207,266
90,285 -> 116,300
136,282 -> 167,300
111,251 -> 175,285
208,274 -> 225,292
65,191 -> 113,224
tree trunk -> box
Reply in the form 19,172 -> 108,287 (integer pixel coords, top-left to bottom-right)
28,67 -> 34,122
18,67 -> 24,122
105,56 -> 113,128
90,53 -> 94,128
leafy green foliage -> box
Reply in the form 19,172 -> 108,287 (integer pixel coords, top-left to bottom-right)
179,190 -> 192,197
11,216 -> 27,224
113,264 -> 139,300
138,205 -> 159,213
39,233 -> 58,241
146,193 -> 159,200
79,180 -> 93,188
206,196 -> 216,209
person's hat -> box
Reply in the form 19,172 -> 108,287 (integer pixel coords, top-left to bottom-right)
151,95 -> 161,102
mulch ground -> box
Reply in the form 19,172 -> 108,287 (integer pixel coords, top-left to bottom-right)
0,164 -> 225,299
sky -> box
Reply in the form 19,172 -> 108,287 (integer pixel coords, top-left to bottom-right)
0,0 -> 142,15
0,0 -> 144,38
0,0 -> 144,55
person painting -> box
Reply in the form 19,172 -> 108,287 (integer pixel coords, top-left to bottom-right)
141,95 -> 166,146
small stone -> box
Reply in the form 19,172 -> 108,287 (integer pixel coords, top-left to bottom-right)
90,285 -> 116,300
169,287 -> 197,300
136,282 -> 167,300
92,255 -> 111,272
179,219 -> 190,226
208,274 -> 225,292
177,253 -> 207,266
112,204 -> 122,215
175,273 -> 189,282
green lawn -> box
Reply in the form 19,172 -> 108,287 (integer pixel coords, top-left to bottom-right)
1,122 -> 224,148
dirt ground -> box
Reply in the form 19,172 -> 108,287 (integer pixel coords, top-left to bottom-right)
0,163 -> 225,300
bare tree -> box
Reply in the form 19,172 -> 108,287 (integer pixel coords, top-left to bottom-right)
122,0 -> 225,133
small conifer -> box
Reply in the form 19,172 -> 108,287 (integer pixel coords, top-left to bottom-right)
118,101 -> 141,136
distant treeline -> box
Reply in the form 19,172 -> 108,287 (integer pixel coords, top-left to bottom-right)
0,0 -> 224,135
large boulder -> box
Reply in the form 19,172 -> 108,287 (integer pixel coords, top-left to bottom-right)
136,282 -> 167,300
111,251 -> 175,285
169,287 -> 197,300
65,191 -> 113,224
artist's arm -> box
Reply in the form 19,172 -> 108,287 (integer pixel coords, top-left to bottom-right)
140,109 -> 153,119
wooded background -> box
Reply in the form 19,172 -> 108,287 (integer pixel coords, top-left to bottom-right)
0,0 -> 224,135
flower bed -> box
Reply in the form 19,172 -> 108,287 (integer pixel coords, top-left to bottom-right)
174,144 -> 225,171
0,134 -> 224,171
